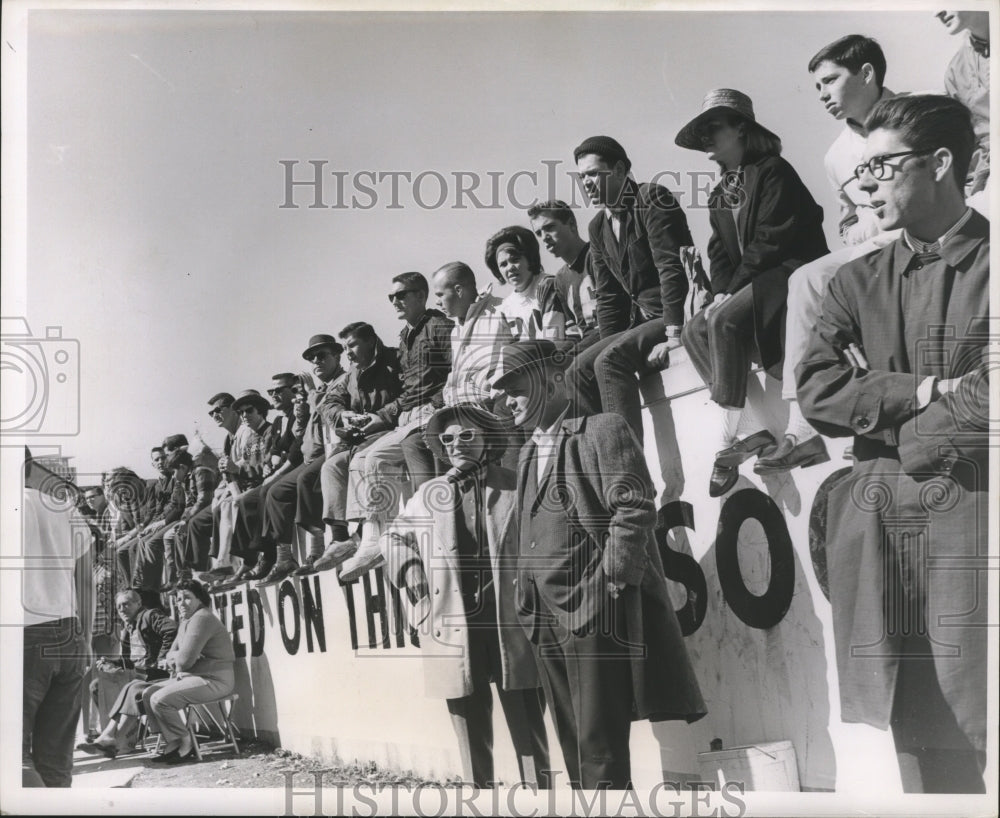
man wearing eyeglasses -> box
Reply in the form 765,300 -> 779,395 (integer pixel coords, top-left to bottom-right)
337,272 -> 453,583
798,95 -> 989,794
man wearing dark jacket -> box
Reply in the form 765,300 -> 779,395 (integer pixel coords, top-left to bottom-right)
565,136 -> 693,443
86,590 -> 177,744
495,339 -> 706,790
307,322 -> 402,573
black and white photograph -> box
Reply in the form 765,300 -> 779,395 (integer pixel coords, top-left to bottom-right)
1,1 -> 996,814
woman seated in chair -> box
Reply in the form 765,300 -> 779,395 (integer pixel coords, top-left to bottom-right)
142,579 -> 235,764
675,89 -> 828,496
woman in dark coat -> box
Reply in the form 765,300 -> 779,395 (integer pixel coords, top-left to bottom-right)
677,88 -> 829,496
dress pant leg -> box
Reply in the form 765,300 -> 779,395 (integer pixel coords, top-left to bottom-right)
680,309 -> 715,391
148,673 -> 235,749
400,431 -> 438,491
592,320 -> 668,442
532,613 -> 583,788
132,529 -> 166,591
161,522 -> 181,585
446,684 -> 496,787
564,332 -> 619,418
261,464 -> 303,543
704,285 -> 755,408
496,686 -> 551,788
294,457 -> 327,532
184,505 -> 214,572
321,449 -> 353,525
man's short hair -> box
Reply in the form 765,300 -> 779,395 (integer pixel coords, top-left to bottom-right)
115,589 -> 141,606
207,392 -> 234,407
527,200 -> 577,231
150,446 -> 165,456
572,135 -> 632,173
339,321 -> 378,344
83,486 -> 104,497
392,271 -> 429,296
433,261 -> 477,291
484,225 -> 542,284
808,34 -> 887,89
866,94 -> 975,188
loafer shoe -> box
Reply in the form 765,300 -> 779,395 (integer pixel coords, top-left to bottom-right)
338,541 -> 385,583
709,463 -> 738,498
714,430 -> 778,468
754,434 -> 830,474
293,555 -> 323,576
313,537 -> 360,572
255,560 -> 299,586
77,741 -> 117,759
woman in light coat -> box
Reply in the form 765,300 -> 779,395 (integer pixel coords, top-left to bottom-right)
381,404 -> 549,788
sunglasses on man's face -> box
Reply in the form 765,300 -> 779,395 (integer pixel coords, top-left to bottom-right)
267,386 -> 290,396
439,429 -> 479,446
208,405 -> 230,417
388,289 -> 419,303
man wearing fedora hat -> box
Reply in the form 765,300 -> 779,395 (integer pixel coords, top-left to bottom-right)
381,403 -> 550,787
225,374 -> 311,587
493,339 -> 706,790
566,135 -> 693,444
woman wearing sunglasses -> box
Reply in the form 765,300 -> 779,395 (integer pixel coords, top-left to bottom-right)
676,89 -> 829,496
379,404 -> 549,788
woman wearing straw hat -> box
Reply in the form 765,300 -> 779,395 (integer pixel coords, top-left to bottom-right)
379,403 -> 550,788
676,88 -> 829,496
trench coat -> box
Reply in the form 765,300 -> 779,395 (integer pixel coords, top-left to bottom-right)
517,413 -> 707,723
380,467 -> 540,700
796,212 -> 989,753
707,154 -> 828,376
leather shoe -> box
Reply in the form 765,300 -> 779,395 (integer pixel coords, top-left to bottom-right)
165,748 -> 197,765
714,430 -> 778,468
293,555 -> 322,576
709,463 -> 739,498
77,741 -> 117,759
255,559 -> 299,586
754,434 -> 830,474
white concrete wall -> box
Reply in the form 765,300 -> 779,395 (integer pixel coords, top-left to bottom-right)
210,348 -> 904,792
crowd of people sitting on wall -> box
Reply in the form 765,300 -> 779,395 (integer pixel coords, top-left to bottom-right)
25,19 -> 990,795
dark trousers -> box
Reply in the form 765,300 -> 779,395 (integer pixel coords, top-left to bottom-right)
182,504 -> 215,571
132,527 -> 166,591
399,432 -> 439,491
262,463 -> 305,542
294,457 -> 326,532
681,286 -> 756,408
565,318 -> 666,443
531,596 -> 633,790
23,619 -> 86,787
232,484 -> 267,560
446,592 -> 550,788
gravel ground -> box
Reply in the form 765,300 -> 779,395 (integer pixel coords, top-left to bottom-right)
129,741 -> 455,789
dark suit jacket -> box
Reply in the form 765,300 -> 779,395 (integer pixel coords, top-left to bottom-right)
588,180 -> 693,335
707,154 -> 828,374
115,606 -> 178,680
517,413 -> 706,722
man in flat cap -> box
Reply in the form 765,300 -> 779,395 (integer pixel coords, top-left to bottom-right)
494,339 -> 705,790
566,135 -> 693,444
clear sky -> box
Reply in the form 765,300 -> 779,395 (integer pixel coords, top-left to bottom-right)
7,4 -> 972,480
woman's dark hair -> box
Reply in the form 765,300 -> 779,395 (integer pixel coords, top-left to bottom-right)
865,94 -> 975,188
176,578 -> 212,608
484,225 -> 542,284
727,114 -> 782,163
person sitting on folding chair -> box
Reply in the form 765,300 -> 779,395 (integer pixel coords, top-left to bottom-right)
141,579 -> 235,764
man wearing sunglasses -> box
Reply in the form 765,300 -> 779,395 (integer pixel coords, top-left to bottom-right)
798,95 -> 989,794
182,392 -> 250,584
338,272 -> 453,583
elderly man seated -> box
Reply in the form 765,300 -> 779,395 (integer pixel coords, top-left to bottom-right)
78,590 -> 177,758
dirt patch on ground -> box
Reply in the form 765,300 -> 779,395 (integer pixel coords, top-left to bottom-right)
129,741 -> 454,789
